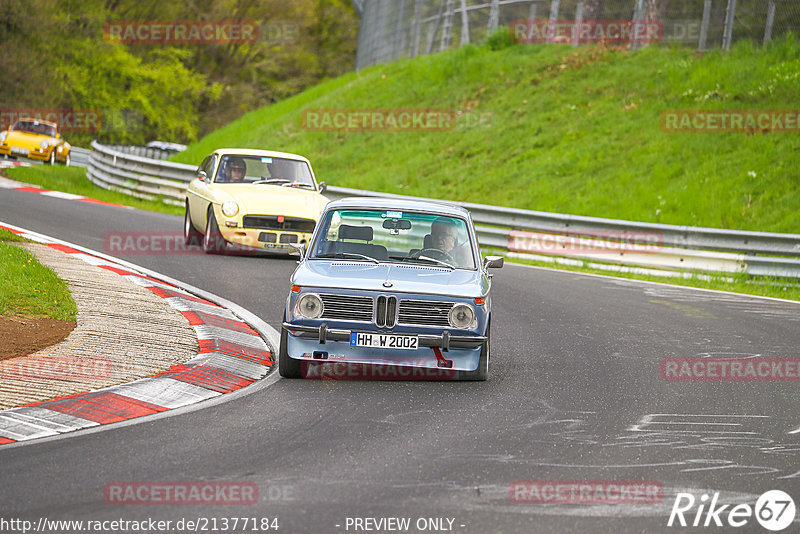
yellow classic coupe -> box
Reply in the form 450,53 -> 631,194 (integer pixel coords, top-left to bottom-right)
184,148 -> 330,254
0,118 -> 71,165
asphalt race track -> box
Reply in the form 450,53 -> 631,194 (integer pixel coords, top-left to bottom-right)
1,187 -> 799,533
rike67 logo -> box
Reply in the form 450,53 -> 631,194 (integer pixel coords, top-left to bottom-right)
668,490 -> 796,531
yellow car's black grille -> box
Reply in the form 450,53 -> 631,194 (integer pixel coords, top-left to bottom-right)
243,215 -> 315,233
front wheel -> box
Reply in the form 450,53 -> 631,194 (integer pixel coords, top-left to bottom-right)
456,319 -> 490,381
278,316 -> 301,378
203,208 -> 227,254
48,149 -> 55,165
63,153 -> 70,166
184,202 -> 203,246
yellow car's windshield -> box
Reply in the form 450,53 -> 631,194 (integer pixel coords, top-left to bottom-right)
12,120 -> 56,137
215,154 -> 315,188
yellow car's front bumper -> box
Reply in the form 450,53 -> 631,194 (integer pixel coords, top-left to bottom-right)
0,144 -> 63,162
219,226 -> 313,251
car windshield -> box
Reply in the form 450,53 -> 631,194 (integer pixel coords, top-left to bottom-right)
12,120 -> 57,137
310,208 -> 476,269
214,154 -> 315,187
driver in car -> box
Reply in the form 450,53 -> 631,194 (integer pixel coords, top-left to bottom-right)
224,157 -> 247,182
431,218 -> 458,255
428,217 -> 471,267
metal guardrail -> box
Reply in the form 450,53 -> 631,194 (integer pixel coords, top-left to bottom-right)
85,141 -> 800,278
69,147 -> 91,168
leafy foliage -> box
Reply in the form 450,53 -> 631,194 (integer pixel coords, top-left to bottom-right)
0,0 -> 358,145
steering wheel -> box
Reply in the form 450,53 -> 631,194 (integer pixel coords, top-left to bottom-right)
410,248 -> 456,264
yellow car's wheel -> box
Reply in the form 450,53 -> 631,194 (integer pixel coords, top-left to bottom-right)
202,208 -> 227,254
184,202 -> 203,247
48,149 -> 56,165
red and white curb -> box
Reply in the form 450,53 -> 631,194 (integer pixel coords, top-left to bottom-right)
0,222 -> 275,445
0,180 -> 131,209
0,160 -> 32,168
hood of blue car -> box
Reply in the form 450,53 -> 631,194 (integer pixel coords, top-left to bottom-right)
293,260 -> 486,298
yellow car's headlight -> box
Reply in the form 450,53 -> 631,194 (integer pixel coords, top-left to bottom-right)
221,200 -> 239,217
0,132 -> 7,143
40,141 -> 49,149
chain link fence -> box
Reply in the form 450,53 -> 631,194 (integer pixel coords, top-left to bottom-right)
353,0 -> 800,68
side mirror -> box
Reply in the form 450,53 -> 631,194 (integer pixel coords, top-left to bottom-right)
483,256 -> 504,270
317,181 -> 327,193
197,170 -> 207,182
288,242 -> 306,261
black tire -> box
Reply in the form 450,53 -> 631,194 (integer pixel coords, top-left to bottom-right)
48,149 -> 55,165
456,318 -> 490,381
184,202 -> 203,247
63,153 -> 70,166
278,316 -> 301,378
202,207 -> 227,254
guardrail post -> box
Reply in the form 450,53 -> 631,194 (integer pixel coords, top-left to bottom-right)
722,0 -> 737,50
488,0 -> 500,34
547,0 -> 560,43
410,0 -> 423,57
460,0 -> 470,45
631,0 -> 645,50
699,0 -> 711,50
441,0 -> 455,50
764,0 -> 776,44
572,1 -> 584,47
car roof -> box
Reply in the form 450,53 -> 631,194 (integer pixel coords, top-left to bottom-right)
213,148 -> 311,164
16,117 -> 58,128
326,196 -> 470,218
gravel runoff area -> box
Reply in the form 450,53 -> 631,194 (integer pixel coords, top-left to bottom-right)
0,242 -> 198,409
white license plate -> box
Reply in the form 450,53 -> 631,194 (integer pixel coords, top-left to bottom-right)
350,332 -> 418,350
11,147 -> 28,156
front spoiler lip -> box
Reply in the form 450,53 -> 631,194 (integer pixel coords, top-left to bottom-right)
282,322 -> 486,351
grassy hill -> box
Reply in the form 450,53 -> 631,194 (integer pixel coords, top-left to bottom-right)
173,34 -> 800,234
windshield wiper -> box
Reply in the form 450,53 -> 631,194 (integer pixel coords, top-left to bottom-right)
401,256 -> 455,270
315,253 -> 380,264
252,178 -> 290,185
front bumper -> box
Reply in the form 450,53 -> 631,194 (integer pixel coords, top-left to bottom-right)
219,227 -> 312,250
282,322 -> 487,351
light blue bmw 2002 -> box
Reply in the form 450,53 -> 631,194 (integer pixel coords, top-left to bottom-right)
279,197 -> 503,380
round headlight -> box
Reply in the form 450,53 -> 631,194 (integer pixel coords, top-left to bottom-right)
295,293 -> 323,319
449,303 -> 475,329
0,132 -> 7,142
221,200 -> 239,217
40,140 -> 49,149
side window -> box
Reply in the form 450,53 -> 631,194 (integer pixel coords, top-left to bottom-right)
202,155 -> 217,181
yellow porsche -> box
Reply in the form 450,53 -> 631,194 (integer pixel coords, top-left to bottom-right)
184,148 -> 330,254
0,118 -> 71,165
